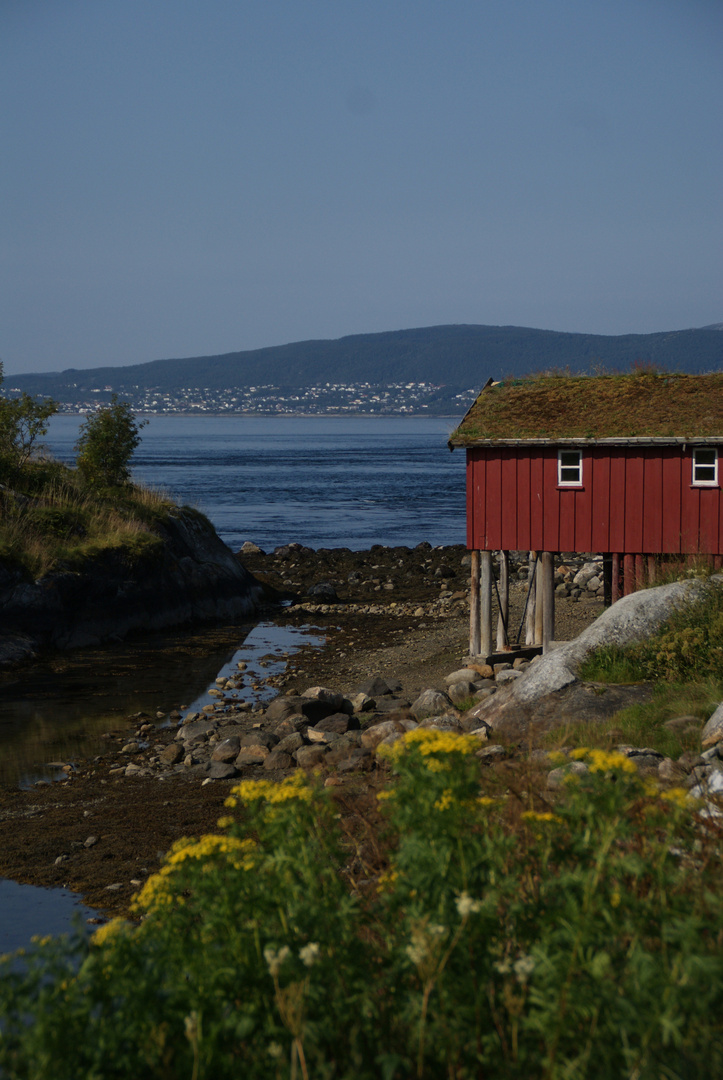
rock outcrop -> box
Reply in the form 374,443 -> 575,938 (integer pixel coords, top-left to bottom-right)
0,509 -> 264,665
465,575 -> 723,735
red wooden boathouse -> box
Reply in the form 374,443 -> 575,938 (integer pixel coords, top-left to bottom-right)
448,371 -> 723,657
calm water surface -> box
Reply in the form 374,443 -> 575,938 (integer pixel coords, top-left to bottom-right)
0,879 -> 97,957
45,415 -> 467,550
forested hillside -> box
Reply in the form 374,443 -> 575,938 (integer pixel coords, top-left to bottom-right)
6,324 -> 722,408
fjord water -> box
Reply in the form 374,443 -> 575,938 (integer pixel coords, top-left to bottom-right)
44,415 -> 467,550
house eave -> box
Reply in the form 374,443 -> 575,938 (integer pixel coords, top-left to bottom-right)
448,436 -> 723,450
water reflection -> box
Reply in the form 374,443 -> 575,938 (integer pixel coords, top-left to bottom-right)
0,621 -> 324,788
0,878 -> 97,957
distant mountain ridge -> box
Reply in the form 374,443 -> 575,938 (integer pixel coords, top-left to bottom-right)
6,324 -> 723,406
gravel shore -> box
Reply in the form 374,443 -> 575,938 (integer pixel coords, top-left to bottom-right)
0,544 -> 604,919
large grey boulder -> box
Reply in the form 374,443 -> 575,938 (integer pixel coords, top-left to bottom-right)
410,689 -> 455,719
701,703 -> 723,748
444,668 -> 482,685
468,576 -> 722,733
515,576 -> 721,705
357,676 -> 402,697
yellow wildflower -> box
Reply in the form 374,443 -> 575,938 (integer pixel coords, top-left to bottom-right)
376,789 -> 395,801
434,789 -> 454,811
401,728 -> 479,755
547,750 -> 569,766
572,748 -> 637,774
477,795 -> 496,807
610,891 -> 621,908
521,810 -> 559,823
92,918 -> 129,946
30,935 -> 53,948
132,834 -> 256,913
230,770 -> 313,806
660,787 -> 690,809
376,869 -> 399,893
165,834 -> 256,871
425,758 -> 451,773
376,741 -> 405,763
216,815 -> 235,829
132,869 -> 175,913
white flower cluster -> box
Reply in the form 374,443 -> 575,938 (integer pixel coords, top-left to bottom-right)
263,942 -> 321,975
494,953 -> 536,983
299,942 -> 321,968
405,923 -> 447,967
264,945 -> 291,977
455,891 -> 482,917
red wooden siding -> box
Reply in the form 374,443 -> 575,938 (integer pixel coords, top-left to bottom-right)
466,446 -> 723,555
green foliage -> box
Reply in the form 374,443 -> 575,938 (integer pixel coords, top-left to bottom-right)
2,737 -> 722,1079
544,677 -> 723,761
0,453 -> 175,579
22,505 -> 89,540
576,643 -> 644,684
579,580 -> 723,684
0,369 -> 170,578
0,361 -> 58,475
75,396 -> 147,487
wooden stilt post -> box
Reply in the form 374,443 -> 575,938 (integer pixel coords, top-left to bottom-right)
526,551 -> 537,645
480,550 -> 493,660
602,554 -> 612,607
496,550 -> 509,650
646,555 -> 656,586
541,551 -> 555,654
635,554 -> 645,590
534,556 -> 544,646
469,549 -> 481,657
623,554 -> 635,596
611,553 -> 620,603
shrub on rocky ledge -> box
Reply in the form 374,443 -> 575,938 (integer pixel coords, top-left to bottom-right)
1,733 -> 722,1079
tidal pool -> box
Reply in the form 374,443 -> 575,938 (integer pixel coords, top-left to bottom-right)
0,620 -> 324,788
0,619 -> 325,948
0,878 -> 98,957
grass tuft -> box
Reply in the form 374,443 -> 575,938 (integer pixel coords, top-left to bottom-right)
0,455 -> 177,579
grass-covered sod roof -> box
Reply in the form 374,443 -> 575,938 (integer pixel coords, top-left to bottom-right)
448,371 -> 723,445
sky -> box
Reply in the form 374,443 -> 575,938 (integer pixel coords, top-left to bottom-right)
1,0 -> 722,376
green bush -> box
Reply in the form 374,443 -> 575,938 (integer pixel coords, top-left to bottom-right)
580,579 -> 723,684
22,505 -> 88,540
0,444 -> 175,579
75,396 -> 147,488
1,734 -> 722,1079
0,361 -> 57,477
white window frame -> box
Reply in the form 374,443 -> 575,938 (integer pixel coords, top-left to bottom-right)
557,448 -> 583,487
692,446 -> 719,487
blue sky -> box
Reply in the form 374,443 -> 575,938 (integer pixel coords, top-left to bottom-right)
2,0 -> 721,375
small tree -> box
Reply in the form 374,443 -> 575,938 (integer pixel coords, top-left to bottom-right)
75,396 -> 147,487
0,361 -> 58,469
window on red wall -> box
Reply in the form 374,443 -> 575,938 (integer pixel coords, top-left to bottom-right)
692,447 -> 719,486
558,448 -> 582,486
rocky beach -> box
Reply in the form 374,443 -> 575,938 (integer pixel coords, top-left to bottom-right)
2,542 -> 720,923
